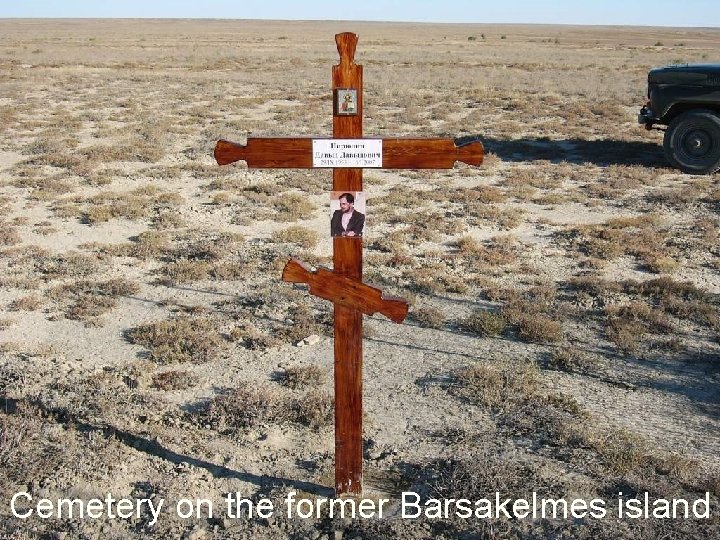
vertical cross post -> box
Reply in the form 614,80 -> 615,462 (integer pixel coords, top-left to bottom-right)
332,32 -> 364,496
214,32 -> 484,498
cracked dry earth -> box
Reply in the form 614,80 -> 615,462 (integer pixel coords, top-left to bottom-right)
0,19 -> 719,540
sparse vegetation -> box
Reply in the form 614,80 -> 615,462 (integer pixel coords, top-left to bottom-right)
1,20 -> 718,540
271,225 -> 319,248
197,381 -> 333,430
126,316 -> 223,363
459,309 -> 507,336
152,369 -> 199,390
278,364 -> 325,389
410,306 -> 446,328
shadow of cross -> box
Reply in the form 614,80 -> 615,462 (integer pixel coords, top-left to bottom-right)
214,32 -> 483,496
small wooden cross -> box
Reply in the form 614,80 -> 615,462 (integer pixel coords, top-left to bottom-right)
215,32 -> 483,496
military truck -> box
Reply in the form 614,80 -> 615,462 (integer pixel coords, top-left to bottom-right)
638,64 -> 720,174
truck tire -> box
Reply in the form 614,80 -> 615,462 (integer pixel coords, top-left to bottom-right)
663,110 -> 720,174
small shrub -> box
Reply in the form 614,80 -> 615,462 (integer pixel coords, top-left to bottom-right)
199,383 -> 333,431
272,226 -> 319,248
126,316 -> 223,363
452,362 -> 539,410
643,255 -> 678,274
36,251 -> 100,280
201,383 -> 280,430
547,347 -> 588,373
127,231 -> 170,259
229,325 -> 281,351
515,314 -> 563,343
152,370 -> 199,390
211,192 -> 234,205
588,429 -> 653,475
273,193 -> 317,221
460,310 -> 506,336
291,390 -> 334,429
410,306 -> 446,329
8,296 -> 42,311
66,294 -> 116,321
279,365 -> 325,389
158,260 -> 211,285
0,223 -> 20,246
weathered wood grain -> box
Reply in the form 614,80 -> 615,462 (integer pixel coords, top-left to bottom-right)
282,259 -> 409,323
331,31 -> 365,497
214,137 -> 484,169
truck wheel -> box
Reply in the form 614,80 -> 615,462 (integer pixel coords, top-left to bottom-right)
663,110 -> 720,174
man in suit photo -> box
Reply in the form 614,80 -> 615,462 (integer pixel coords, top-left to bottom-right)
330,192 -> 365,237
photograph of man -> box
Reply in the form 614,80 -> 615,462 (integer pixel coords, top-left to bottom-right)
330,192 -> 365,237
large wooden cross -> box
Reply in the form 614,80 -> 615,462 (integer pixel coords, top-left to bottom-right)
215,32 -> 483,496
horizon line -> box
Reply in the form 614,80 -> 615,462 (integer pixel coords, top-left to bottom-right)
1,17 -> 719,30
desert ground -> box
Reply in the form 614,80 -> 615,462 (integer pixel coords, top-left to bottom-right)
0,19 -> 719,539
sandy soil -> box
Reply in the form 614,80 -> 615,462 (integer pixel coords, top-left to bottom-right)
0,19 -> 718,540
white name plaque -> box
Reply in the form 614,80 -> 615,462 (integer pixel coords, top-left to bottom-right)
312,139 -> 382,168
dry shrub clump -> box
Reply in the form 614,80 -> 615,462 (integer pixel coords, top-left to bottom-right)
556,215 -> 674,271
278,364 -> 325,389
157,231 -> 246,285
273,304 -> 331,345
229,323 -> 282,351
452,362 -> 540,411
48,278 -> 140,323
35,251 -> 101,281
198,381 -> 333,431
546,346 -> 590,373
570,275 -> 717,352
0,409 -> 64,489
447,360 -> 702,503
459,309 -> 507,336
271,225 -> 319,248
8,295 -> 43,311
54,186 -> 184,225
625,277 -> 717,328
501,286 -> 564,343
152,370 -> 199,391
604,301 -> 674,353
0,222 -> 21,246
126,316 -> 224,363
410,306 -> 446,329
404,262 -> 469,295
273,193 -> 317,221
453,235 -> 518,270
103,230 -> 171,259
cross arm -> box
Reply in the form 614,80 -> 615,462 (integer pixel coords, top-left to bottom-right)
214,137 -> 483,169
282,259 -> 408,323
215,138 -> 313,167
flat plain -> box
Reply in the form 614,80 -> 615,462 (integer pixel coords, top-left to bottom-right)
0,19 -> 719,539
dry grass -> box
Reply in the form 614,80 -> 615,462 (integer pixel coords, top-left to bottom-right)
501,286 -> 564,344
1,20 -> 719,540
557,214 -> 675,269
277,364 -> 325,389
272,193 -> 318,221
152,370 -> 200,390
46,278 -> 140,323
271,225 -> 320,248
459,309 -> 507,336
198,381 -> 333,431
409,306 -> 446,329
7,295 -> 42,312
451,361 -> 540,411
126,316 -> 224,363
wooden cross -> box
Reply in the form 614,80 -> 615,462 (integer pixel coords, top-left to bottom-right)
215,32 -> 483,496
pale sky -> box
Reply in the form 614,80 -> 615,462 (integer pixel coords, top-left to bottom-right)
1,0 -> 719,27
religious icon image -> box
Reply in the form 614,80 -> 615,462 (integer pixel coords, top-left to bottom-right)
330,191 -> 365,237
335,88 -> 357,115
